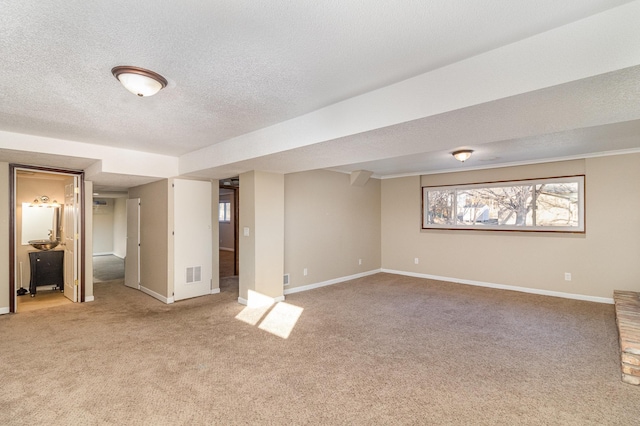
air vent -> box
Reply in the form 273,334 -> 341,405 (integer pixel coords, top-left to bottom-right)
283,273 -> 290,286
186,266 -> 202,283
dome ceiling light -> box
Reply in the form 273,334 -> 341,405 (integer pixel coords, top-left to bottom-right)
452,149 -> 474,162
111,66 -> 168,97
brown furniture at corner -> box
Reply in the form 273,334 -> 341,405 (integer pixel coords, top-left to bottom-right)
29,250 -> 64,297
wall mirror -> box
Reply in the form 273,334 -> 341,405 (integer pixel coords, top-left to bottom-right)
21,202 -> 61,244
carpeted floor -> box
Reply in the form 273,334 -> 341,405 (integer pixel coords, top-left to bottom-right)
93,255 -> 125,283
0,273 -> 637,425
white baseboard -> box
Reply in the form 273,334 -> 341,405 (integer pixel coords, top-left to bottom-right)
219,247 -> 234,252
93,252 -> 125,259
0,307 -> 9,315
238,297 -> 248,305
211,288 -> 220,295
284,269 -> 382,295
84,296 -> 95,302
381,269 -> 614,304
140,285 -> 174,304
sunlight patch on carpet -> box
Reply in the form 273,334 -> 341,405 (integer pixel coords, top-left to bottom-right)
235,293 -> 303,339
258,302 -> 304,339
235,304 -> 272,326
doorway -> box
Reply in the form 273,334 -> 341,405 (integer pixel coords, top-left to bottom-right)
10,165 -> 85,313
92,193 -> 127,284
219,177 -> 239,296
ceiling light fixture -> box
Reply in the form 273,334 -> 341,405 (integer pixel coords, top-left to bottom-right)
452,149 -> 474,162
111,66 -> 168,97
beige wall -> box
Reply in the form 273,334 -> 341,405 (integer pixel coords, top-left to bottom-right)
284,170 -> 381,290
92,198 -> 115,254
382,155 -> 640,299
0,163 -> 9,312
112,197 -> 127,258
211,183 -> 220,289
84,181 -> 93,301
239,171 -> 284,302
239,172 -> 255,301
129,179 -> 170,298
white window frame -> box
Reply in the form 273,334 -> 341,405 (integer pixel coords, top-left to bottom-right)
219,201 -> 231,223
422,175 -> 585,233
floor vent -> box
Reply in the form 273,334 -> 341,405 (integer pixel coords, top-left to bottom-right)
186,266 -> 202,283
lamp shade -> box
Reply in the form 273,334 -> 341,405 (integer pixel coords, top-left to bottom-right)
111,66 -> 167,97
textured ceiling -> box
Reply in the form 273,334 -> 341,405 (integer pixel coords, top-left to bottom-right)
1,0 -> 639,188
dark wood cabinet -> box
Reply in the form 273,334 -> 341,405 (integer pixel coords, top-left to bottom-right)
29,250 -> 64,297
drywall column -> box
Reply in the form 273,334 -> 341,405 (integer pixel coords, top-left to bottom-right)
238,171 -> 284,305
84,180 -> 94,302
0,162 -> 9,314
211,180 -> 220,292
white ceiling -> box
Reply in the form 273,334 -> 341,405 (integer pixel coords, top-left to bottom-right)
1,1 -> 639,189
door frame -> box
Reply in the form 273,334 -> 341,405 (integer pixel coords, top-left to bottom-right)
219,182 -> 239,276
9,164 -> 85,313
124,198 -> 140,290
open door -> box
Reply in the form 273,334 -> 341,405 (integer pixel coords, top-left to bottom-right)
125,198 -> 140,289
63,178 -> 79,302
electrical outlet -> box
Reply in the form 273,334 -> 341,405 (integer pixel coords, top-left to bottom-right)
303,268 -> 308,276
564,272 -> 572,281
358,259 -> 362,265
414,258 -> 419,265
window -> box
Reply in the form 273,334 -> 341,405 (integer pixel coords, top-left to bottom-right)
422,175 -> 584,232
219,201 -> 231,222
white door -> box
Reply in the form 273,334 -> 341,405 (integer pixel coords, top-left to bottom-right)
63,179 -> 79,302
173,179 -> 212,301
125,198 -> 140,289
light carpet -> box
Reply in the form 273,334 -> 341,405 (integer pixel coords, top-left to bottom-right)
0,273 -> 636,425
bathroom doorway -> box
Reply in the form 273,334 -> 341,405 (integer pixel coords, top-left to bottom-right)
10,164 -> 85,313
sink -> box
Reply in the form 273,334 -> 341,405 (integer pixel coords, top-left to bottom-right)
29,239 -> 60,251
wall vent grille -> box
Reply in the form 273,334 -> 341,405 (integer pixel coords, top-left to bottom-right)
283,273 -> 290,286
186,266 -> 202,283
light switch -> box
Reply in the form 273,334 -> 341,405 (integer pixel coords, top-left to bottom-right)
243,227 -> 250,237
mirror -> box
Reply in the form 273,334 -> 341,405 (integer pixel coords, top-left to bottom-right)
21,202 -> 61,245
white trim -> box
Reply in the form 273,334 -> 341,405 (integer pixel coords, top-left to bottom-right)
92,252 -> 114,256
140,285 -> 175,304
284,269 -> 382,295
210,288 -> 220,295
238,297 -> 248,305
84,296 -> 94,302
274,295 -> 285,303
219,247 -> 234,252
0,307 -> 9,315
381,269 -> 614,304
